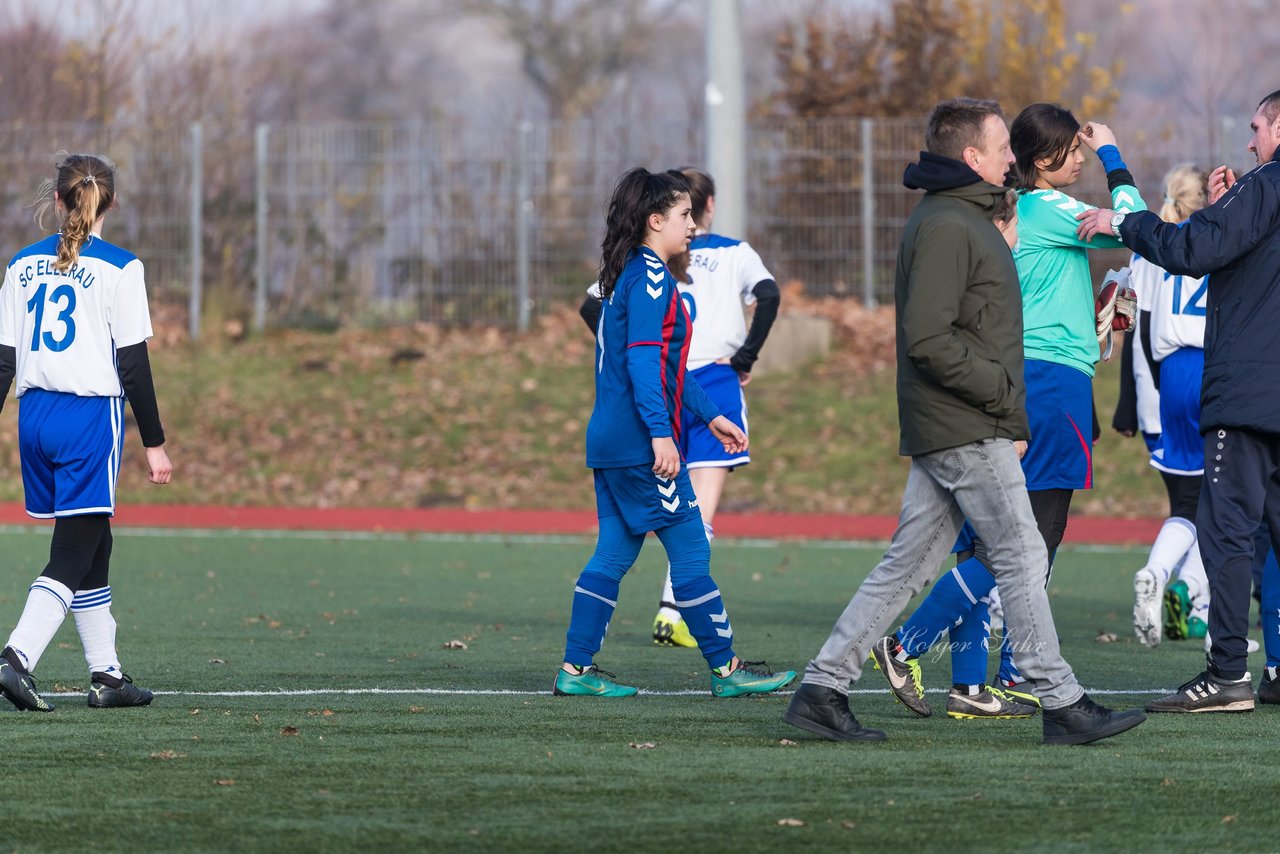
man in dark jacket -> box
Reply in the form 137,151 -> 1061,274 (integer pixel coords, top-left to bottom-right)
1079,88 -> 1280,712
783,97 -> 1146,745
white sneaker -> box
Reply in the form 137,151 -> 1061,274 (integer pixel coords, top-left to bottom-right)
1133,567 -> 1164,647
1203,632 -> 1261,654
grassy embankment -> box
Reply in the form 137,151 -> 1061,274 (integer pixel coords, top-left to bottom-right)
0,300 -> 1164,517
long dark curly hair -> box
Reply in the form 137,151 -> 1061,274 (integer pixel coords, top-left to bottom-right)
598,167 -> 689,298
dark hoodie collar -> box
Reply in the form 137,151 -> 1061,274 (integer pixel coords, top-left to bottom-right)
903,151 -> 986,192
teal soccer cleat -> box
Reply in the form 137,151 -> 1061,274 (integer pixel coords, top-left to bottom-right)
711,660 -> 796,698
553,665 -> 638,698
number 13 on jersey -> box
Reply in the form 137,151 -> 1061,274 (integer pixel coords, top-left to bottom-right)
27,282 -> 78,351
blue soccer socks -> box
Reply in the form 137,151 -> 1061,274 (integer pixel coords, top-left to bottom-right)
948,598 -> 990,687
899,557 -> 996,656
563,572 -> 621,668
672,575 -> 735,669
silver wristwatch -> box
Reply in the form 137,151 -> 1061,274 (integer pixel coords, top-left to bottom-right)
1110,212 -> 1126,237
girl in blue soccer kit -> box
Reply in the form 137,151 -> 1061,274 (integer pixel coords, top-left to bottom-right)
0,154 -> 171,711
554,167 -> 794,698
580,167 -> 782,650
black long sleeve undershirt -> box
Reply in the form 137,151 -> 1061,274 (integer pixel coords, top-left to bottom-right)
579,295 -> 602,334
116,341 -> 166,447
0,345 -> 14,410
1106,167 -> 1136,194
730,279 -> 780,374
1112,329 -> 1139,435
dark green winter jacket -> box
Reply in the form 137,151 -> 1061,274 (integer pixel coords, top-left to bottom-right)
895,152 -> 1029,457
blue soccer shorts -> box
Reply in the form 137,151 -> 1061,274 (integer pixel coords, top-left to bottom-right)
594,464 -> 703,537
1020,359 -> 1093,491
1150,347 -> 1204,476
679,362 -> 750,470
18,389 -> 124,518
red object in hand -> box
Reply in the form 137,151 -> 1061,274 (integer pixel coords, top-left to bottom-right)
1095,280 -> 1137,332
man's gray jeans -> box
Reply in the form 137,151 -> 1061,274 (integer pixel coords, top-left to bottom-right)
801,437 -> 1085,710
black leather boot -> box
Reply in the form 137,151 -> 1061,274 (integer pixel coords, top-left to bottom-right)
783,682 -> 886,742
1042,692 -> 1146,745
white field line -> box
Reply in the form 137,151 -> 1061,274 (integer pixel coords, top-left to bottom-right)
46,686 -> 1172,699
0,524 -> 1144,554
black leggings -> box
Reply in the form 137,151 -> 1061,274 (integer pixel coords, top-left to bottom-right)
1028,488 -> 1074,567
1160,471 -> 1201,522
41,515 -> 112,592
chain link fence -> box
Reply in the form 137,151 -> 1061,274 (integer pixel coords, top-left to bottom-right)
0,118 -> 1233,334
0,122 -> 193,317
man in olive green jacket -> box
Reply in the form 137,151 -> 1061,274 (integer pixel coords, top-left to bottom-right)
894,161 -> 1026,457
784,97 -> 1146,746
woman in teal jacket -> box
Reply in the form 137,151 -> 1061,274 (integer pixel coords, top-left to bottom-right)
1008,103 -> 1147,573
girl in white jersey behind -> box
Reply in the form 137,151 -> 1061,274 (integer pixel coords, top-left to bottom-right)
0,154 -> 172,712
651,168 -> 781,646
1129,164 -> 1215,647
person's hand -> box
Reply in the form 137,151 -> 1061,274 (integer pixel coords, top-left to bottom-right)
708,416 -> 748,454
146,445 -> 173,484
1208,165 -> 1237,205
1116,428 -> 1135,438
737,371 -> 751,387
1014,440 -> 1028,460
1076,207 -> 1116,241
1078,122 -> 1117,151
651,437 -> 680,480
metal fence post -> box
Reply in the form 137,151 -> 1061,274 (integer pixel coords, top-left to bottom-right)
254,123 -> 269,334
188,121 -> 203,341
516,120 -> 532,333
860,117 -> 877,308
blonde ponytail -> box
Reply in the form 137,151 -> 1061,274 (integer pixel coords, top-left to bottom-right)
38,154 -> 117,272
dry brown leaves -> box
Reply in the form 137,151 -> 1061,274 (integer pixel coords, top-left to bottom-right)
150,750 -> 186,761
5,299 -> 898,513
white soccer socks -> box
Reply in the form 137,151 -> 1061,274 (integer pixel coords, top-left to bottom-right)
72,587 -> 123,678
5,576 -> 74,672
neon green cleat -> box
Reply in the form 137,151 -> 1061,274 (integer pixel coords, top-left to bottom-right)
653,615 -> 698,648
711,660 -> 796,698
1163,579 -> 1192,640
1186,616 -> 1208,639
870,636 -> 931,717
991,683 -> 1041,709
553,665 -> 638,698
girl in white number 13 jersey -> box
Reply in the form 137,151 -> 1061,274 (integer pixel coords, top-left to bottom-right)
0,153 -> 172,712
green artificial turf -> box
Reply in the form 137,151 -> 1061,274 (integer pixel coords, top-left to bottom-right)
0,529 -> 1275,852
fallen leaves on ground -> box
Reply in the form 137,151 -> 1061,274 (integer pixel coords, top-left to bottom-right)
150,750 -> 186,761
